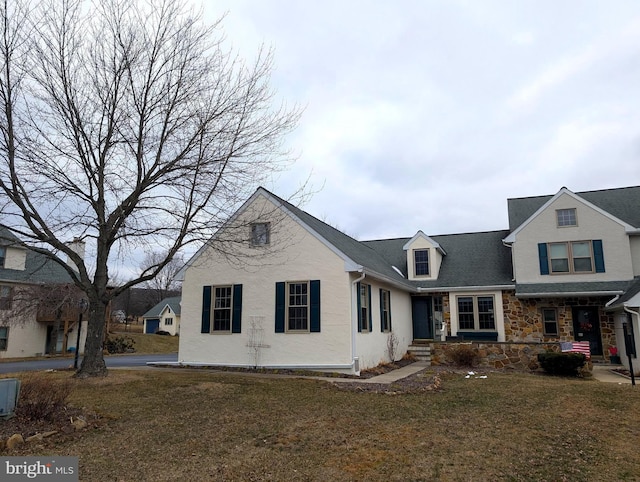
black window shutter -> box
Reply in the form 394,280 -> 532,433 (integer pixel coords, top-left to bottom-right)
538,243 -> 549,275
379,289 -> 384,332
201,286 -> 211,333
388,291 -> 392,331
232,284 -> 243,333
356,281 -> 362,332
310,280 -> 321,332
367,284 -> 372,331
275,282 -> 285,333
593,240 -> 605,273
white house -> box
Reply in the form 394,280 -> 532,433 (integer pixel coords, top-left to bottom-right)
0,228 -> 88,358
143,296 -> 181,336
177,186 -> 640,374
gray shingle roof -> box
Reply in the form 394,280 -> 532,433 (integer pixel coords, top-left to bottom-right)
607,277 -> 640,307
507,186 -> 640,231
363,230 -> 514,289
515,281 -> 631,296
267,190 -> 514,290
143,296 -> 181,318
268,191 -> 412,288
0,227 -> 74,285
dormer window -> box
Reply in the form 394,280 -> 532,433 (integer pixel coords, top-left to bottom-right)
414,249 -> 430,276
251,223 -> 270,246
556,208 -> 577,227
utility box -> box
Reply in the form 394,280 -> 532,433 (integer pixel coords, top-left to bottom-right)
0,378 -> 21,418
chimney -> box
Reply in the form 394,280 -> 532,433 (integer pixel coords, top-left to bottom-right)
66,238 -> 86,272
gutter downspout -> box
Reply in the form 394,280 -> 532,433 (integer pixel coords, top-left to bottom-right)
502,239 -> 516,282
623,305 -> 639,386
351,270 -> 365,375
605,295 -> 620,308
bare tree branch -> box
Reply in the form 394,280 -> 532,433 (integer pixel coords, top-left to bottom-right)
0,0 -> 301,377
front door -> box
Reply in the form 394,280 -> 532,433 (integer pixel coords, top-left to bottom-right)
572,307 -> 603,356
412,297 -> 433,340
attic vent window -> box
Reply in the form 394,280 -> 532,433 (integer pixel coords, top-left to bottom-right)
556,208 -> 577,227
251,223 -> 270,246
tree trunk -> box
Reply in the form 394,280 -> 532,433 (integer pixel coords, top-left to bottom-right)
75,299 -> 108,378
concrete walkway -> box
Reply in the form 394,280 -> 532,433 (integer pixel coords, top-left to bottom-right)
592,364 -> 634,384
313,360 -> 431,384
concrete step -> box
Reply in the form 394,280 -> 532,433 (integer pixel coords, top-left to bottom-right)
408,345 -> 431,364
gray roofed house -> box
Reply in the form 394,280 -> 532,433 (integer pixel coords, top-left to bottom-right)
142,296 -> 181,336
0,226 -> 85,358
507,185 -> 640,231
177,184 -> 640,374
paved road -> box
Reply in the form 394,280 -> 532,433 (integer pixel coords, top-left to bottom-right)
0,353 -> 178,374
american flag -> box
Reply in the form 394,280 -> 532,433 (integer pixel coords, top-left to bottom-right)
561,341 -> 591,359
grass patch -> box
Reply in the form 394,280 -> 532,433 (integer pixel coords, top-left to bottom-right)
109,332 -> 178,354
4,369 -> 640,481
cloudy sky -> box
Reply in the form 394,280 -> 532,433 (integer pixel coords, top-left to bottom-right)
206,0 -> 640,241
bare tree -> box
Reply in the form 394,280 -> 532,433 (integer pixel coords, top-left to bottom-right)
140,251 -> 183,305
0,0 -> 300,377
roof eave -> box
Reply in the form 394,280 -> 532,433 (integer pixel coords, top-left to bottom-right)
416,284 -> 515,293
516,290 -> 625,298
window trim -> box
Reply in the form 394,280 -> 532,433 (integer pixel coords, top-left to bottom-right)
0,326 -> 7,351
250,222 -> 271,247
556,208 -> 577,227
212,285 -> 233,333
286,281 -> 310,333
380,289 -> 391,333
0,285 -> 13,311
542,308 -> 559,336
164,317 -> 173,326
548,241 -> 594,274
413,248 -> 430,277
358,282 -> 372,333
456,295 -> 496,331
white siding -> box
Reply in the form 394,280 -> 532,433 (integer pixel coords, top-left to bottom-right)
512,192 -> 634,283
0,318 -> 47,358
179,194 -> 355,372
4,247 -> 26,271
630,236 -> 640,276
159,307 -> 180,336
405,237 -> 443,280
353,276 -> 413,370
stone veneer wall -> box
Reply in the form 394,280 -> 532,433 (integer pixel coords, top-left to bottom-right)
430,341 -> 592,372
501,291 -> 616,360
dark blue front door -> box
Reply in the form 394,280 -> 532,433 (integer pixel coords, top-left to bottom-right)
412,297 -> 433,340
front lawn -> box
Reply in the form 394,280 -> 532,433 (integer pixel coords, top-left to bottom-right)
3,369 -> 639,481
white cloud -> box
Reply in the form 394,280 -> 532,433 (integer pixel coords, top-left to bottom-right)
200,0 -> 640,241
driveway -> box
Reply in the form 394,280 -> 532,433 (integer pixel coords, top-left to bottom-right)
0,353 -> 178,374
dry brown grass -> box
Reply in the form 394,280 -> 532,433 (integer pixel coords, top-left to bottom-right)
107,332 -> 178,354
4,369 -> 640,481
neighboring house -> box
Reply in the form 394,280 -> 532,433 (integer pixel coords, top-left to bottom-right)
177,186 -> 640,374
143,297 -> 181,336
0,228 -> 88,358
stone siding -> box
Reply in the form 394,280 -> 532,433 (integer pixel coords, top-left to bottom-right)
501,291 -> 616,361
430,341 -> 592,372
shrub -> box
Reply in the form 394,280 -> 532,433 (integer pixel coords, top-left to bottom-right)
537,352 -> 586,376
15,376 -> 73,421
104,335 -> 136,354
447,344 -> 479,367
